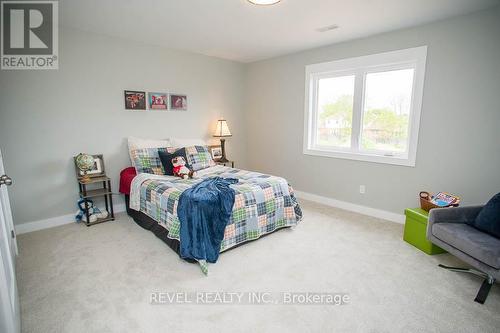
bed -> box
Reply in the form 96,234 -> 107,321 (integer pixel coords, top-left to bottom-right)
120,141 -> 303,273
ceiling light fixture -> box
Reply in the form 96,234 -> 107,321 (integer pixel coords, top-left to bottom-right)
247,0 -> 281,5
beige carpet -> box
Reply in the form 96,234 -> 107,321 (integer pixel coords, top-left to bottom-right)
16,200 -> 499,333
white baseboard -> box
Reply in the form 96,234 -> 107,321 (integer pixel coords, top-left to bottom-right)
15,203 -> 126,235
15,192 -> 404,235
294,190 -> 405,224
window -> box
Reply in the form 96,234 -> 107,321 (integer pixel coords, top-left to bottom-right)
304,46 -> 427,166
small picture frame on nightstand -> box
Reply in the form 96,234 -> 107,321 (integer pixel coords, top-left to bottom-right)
209,145 -> 223,160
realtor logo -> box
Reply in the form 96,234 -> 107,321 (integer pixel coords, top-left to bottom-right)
1,0 -> 58,69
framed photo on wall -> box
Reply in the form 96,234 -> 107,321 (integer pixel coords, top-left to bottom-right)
170,94 -> 188,111
124,90 -> 146,110
148,92 -> 168,110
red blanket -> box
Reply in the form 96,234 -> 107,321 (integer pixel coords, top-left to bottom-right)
119,167 -> 137,195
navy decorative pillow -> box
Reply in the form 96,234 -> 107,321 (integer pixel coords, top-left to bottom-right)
158,148 -> 190,176
469,192 -> 500,239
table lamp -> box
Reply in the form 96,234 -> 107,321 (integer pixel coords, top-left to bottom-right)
213,119 -> 232,163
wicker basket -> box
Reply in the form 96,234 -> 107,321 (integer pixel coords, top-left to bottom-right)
419,191 -> 459,212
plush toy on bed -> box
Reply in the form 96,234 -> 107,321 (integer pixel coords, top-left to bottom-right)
172,156 -> 195,179
75,198 -> 108,223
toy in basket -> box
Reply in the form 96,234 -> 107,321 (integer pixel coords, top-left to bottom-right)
419,191 -> 460,212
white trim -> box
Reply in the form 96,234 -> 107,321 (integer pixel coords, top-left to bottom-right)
15,203 -> 126,235
14,191 -> 405,235
294,190 -> 405,224
303,46 -> 427,167
303,148 -> 414,166
15,213 -> 78,235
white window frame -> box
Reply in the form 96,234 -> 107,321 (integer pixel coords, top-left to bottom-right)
303,46 -> 427,167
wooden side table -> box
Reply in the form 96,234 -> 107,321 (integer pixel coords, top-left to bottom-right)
215,160 -> 235,168
78,176 -> 115,226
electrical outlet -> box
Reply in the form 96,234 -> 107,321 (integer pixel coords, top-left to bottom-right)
359,185 -> 366,194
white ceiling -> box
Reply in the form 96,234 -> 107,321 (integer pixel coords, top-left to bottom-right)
61,0 -> 499,63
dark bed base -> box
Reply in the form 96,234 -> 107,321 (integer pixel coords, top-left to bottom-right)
124,195 -> 289,263
124,195 -> 196,262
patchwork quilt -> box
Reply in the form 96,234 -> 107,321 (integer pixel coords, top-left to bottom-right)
129,165 -> 303,271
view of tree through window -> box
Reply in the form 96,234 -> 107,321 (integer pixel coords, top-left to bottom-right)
305,47 -> 426,165
361,69 -> 414,152
317,75 -> 354,147
315,69 -> 414,153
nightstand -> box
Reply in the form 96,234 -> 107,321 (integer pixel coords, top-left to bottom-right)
78,176 -> 115,226
215,160 -> 235,168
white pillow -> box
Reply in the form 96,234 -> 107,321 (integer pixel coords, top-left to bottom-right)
170,138 -> 207,148
127,137 -> 172,163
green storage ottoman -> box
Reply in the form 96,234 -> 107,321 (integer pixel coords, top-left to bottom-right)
403,208 -> 446,255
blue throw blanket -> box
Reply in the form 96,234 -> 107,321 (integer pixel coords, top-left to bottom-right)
178,177 -> 238,263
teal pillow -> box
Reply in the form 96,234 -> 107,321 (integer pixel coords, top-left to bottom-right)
468,193 -> 500,239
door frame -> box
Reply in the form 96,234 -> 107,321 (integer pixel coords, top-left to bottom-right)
0,148 -> 20,333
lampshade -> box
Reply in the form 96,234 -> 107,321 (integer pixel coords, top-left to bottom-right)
213,119 -> 232,137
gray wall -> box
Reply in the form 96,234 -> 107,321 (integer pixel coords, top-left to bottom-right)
244,7 -> 500,214
0,27 -> 246,225
2,7 -> 500,226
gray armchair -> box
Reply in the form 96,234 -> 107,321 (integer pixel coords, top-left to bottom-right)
427,206 -> 499,304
